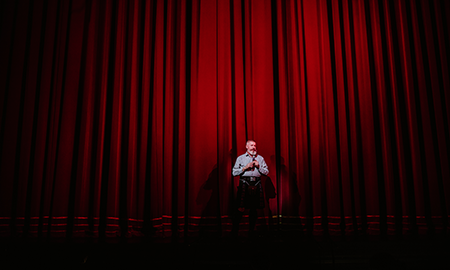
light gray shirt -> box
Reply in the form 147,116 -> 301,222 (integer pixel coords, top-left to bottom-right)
232,152 -> 269,177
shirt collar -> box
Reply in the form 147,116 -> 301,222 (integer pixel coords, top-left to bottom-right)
246,152 -> 257,158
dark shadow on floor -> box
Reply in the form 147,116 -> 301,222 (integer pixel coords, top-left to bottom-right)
1,233 -> 448,269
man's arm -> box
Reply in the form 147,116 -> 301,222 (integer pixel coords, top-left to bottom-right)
232,156 -> 247,177
257,157 -> 269,175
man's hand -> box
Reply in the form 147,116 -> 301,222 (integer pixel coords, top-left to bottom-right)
243,162 -> 252,171
253,160 -> 259,168
243,160 -> 259,171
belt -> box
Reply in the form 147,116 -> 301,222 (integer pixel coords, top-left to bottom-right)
240,176 -> 260,181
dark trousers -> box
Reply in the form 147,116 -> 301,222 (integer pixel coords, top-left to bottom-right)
232,208 -> 258,235
231,180 -> 263,235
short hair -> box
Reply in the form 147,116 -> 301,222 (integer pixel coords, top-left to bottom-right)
246,140 -> 255,145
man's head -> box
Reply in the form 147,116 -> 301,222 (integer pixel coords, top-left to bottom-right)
246,140 -> 257,156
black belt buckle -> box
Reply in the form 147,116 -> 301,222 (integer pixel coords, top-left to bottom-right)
241,176 -> 259,181
241,176 -> 260,183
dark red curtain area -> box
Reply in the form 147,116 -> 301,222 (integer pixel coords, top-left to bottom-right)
1,0 -> 449,239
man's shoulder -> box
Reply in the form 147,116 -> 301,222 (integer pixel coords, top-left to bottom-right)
237,153 -> 247,159
256,154 -> 266,160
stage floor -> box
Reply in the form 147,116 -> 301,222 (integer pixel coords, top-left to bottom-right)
1,233 -> 448,269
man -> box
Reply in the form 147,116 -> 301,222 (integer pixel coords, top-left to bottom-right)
231,140 -> 269,236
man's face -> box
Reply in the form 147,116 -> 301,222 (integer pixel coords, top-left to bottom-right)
246,141 -> 257,156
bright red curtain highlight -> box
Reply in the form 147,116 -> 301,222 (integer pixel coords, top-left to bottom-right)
0,0 -> 449,238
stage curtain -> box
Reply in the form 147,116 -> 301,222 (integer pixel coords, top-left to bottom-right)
0,0 -> 449,238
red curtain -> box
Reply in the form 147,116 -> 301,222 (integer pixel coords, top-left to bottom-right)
1,0 -> 449,238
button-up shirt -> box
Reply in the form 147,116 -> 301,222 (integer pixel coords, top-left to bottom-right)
232,152 -> 269,177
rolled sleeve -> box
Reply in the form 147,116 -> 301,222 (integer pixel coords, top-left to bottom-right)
232,156 -> 245,177
257,157 -> 269,175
